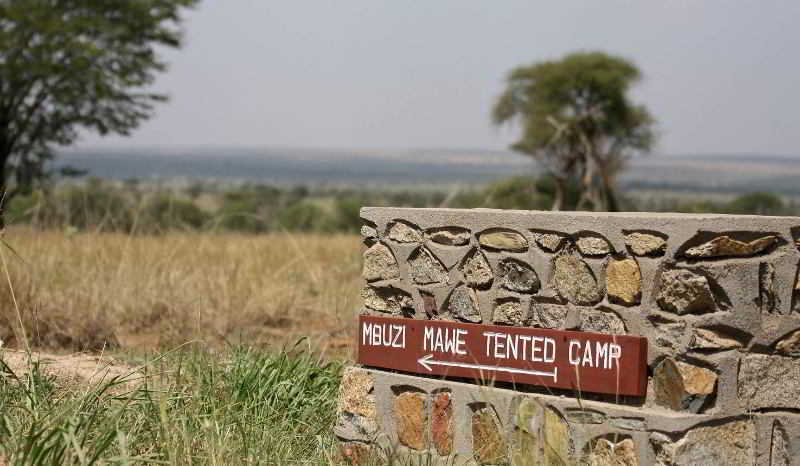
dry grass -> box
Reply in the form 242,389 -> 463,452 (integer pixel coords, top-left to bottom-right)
0,227 -> 363,357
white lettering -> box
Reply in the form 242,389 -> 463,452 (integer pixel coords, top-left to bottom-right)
506,334 -> 518,360
569,340 -> 581,365
609,343 -> 621,370
596,342 -> 608,369
424,327 -> 434,351
363,323 -> 372,345
531,336 -> 543,362
544,337 -> 556,363
372,324 -> 381,346
519,335 -> 531,360
444,329 -> 456,354
483,332 -> 496,357
582,343 -> 594,367
434,330 -> 444,352
494,333 -> 506,359
456,329 -> 467,355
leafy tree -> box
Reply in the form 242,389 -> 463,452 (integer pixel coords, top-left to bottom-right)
493,51 -> 655,211
727,192 -> 784,216
0,0 -> 198,213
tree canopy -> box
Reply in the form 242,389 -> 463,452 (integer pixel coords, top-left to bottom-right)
0,0 -> 198,206
493,51 -> 655,211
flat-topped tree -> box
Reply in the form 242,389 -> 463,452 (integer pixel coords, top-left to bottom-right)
493,51 -> 655,211
0,0 -> 198,216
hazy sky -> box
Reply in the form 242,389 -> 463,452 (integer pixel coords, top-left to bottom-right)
82,1 -> 800,155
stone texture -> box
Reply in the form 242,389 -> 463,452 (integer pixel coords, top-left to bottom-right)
339,368 -> 375,419
760,262 -> 778,313
362,285 -> 413,315
335,411 -> 378,442
394,392 -> 427,450
553,250 -> 603,305
655,420 -> 756,466
512,429 -> 540,466
472,407 -> 508,465
426,226 -> 471,246
336,368 -> 377,442
512,398 -> 544,466
532,302 -> 569,329
408,246 -> 449,285
338,441 -> 372,466
534,232 -> 567,252
580,308 -> 626,335
625,232 -> 667,256
498,258 -> 540,293
362,242 -> 399,282
606,258 -> 641,305
770,421 -> 789,466
586,438 -> 638,466
461,248 -> 494,289
543,407 -> 570,466
689,328 -> 742,351
387,220 -> 423,243
565,408 -> 605,424
653,359 -> 717,412
775,329 -> 800,356
576,235 -> 613,256
514,397 -> 543,435
448,285 -> 481,323
360,225 -> 377,239
420,291 -> 438,317
432,391 -> 453,456
656,269 -> 716,314
739,354 -> 800,410
649,316 -> 686,352
493,299 -> 530,326
609,418 -> 646,431
478,229 -> 529,252
684,234 -> 778,259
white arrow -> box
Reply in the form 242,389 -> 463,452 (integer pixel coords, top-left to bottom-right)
417,354 -> 558,382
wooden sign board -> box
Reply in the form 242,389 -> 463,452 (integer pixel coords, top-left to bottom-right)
357,315 -> 648,397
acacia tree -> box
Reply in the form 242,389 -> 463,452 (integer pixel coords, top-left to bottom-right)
0,0 -> 198,212
493,52 -> 655,211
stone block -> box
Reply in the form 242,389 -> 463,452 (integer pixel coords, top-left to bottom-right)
338,441 -> 372,466
606,258 -> 641,305
656,269 -> 715,314
387,220 -> 422,243
472,407 -> 508,465
653,359 -> 717,412
553,250 -> 602,305
586,438 -> 638,466
652,419 -> 755,466
362,242 -> 399,282
432,391 -> 453,456
684,234 -> 778,259
624,232 -> 667,256
498,258 -> 540,294
426,226 -> 471,246
394,391 -> 427,451
479,229 -> 529,252
461,248 -> 493,289
738,354 -> 800,410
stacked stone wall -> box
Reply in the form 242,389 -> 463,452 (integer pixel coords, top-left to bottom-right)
337,208 -> 800,465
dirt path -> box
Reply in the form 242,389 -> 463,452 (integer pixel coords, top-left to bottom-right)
1,348 -> 136,386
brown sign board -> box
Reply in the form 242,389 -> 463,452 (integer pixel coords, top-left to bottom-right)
357,315 -> 648,397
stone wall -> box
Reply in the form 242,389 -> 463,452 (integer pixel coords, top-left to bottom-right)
337,208 -> 800,465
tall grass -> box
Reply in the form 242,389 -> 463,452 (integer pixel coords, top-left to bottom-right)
0,345 -> 342,464
0,228 -> 363,355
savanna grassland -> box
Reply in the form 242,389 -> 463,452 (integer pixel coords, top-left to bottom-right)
0,229 -> 365,465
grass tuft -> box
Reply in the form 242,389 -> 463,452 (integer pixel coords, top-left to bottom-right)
0,345 -> 342,465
